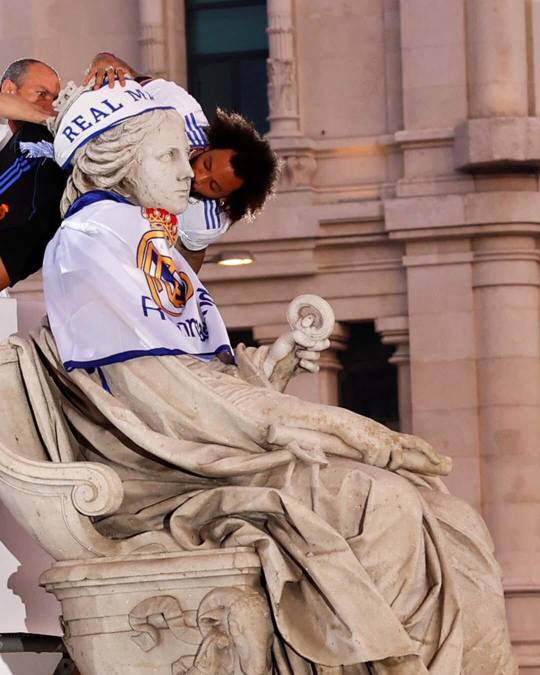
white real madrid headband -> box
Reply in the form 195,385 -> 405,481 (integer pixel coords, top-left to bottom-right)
53,80 -> 174,169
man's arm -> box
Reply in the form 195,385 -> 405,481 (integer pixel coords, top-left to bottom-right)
0,93 -> 52,124
177,246 -> 206,274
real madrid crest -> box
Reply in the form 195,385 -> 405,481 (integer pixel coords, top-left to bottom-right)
137,207 -> 193,317
142,207 -> 178,247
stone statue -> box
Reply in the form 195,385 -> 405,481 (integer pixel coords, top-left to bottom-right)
4,83 -> 518,673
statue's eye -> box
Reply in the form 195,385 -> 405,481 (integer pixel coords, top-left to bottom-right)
160,150 -> 175,162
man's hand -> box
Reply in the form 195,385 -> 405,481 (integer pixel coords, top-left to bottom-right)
83,53 -> 135,89
0,93 -> 55,124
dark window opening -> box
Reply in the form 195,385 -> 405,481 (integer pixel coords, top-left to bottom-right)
186,0 -> 270,134
228,328 -> 257,349
338,322 -> 400,430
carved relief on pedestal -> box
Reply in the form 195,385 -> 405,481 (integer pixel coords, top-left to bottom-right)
129,594 -> 200,652
128,588 -> 272,675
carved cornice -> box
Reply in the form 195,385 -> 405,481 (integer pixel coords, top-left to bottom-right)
455,117 -> 540,171
384,192 -> 540,241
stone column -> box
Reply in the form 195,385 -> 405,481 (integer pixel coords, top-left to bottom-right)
163,0 -> 188,86
138,0 -> 167,79
266,0 -> 316,193
397,0 -> 469,196
266,0 -> 300,137
253,322 -> 349,405
375,316 -> 412,434
465,0 -> 528,118
399,0 -> 467,131
402,244 -> 482,509
311,323 -> 350,406
472,236 -> 540,581
472,235 -> 540,668
455,1 -> 533,170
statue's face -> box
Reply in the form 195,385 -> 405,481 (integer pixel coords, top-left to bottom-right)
130,112 -> 193,214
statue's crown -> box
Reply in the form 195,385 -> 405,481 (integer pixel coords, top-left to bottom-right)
142,207 -> 178,246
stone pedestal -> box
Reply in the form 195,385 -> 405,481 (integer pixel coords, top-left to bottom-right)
41,548 -> 267,675
0,293 -> 17,341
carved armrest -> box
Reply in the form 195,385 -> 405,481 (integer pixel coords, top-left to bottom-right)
0,440 -> 177,560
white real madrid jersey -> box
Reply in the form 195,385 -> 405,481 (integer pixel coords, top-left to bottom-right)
43,192 -> 233,371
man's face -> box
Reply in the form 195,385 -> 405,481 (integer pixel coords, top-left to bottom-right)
191,148 -> 244,199
2,62 -> 60,115
131,112 -> 194,214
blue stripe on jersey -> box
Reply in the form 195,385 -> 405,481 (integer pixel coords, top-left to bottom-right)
0,156 -> 32,187
184,113 -> 207,147
203,199 -> 219,230
184,115 -> 201,148
203,199 -> 212,230
190,113 -> 208,145
0,157 -> 35,195
184,119 -> 197,147
212,200 -> 220,229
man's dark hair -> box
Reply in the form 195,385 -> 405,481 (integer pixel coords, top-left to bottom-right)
206,110 -> 280,223
0,58 -> 54,87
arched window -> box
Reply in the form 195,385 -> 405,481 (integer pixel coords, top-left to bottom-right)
186,0 -> 269,133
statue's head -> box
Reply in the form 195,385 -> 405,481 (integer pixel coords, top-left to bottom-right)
51,81 -> 193,216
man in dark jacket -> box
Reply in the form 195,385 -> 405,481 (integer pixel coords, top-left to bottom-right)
0,58 -> 65,290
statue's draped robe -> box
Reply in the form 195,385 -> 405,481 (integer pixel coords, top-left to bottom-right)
11,330 -> 516,675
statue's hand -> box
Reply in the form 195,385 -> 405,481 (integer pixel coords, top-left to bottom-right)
388,433 -> 452,476
263,330 -> 329,380
292,330 -> 330,373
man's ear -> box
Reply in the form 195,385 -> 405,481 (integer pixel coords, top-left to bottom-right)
0,79 -> 17,95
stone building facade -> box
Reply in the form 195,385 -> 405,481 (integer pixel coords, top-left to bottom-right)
0,1 -> 539,672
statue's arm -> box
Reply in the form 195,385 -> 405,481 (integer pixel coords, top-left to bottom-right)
176,245 -> 206,273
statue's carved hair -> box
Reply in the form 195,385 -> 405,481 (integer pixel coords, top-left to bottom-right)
60,110 -> 171,216
60,109 -> 176,216
50,82 -> 182,215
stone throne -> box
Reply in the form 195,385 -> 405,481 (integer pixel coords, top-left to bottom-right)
0,338 -> 271,675
0,295 -> 341,675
